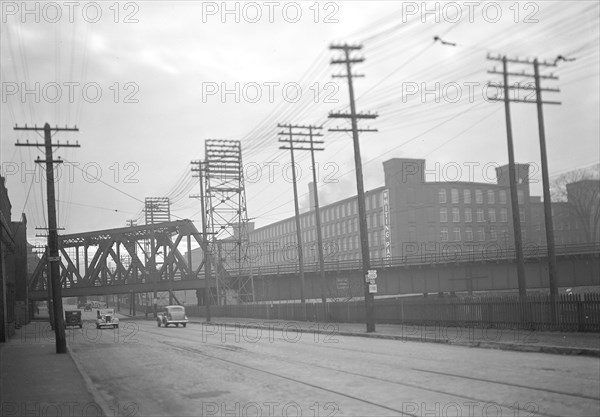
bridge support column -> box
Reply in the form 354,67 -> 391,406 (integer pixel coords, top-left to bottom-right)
132,291 -> 136,316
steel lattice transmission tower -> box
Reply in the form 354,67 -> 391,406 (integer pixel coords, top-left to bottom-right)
204,140 -> 253,304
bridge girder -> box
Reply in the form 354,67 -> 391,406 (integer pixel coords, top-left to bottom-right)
28,220 -> 206,298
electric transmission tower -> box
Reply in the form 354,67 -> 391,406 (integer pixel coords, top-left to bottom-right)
204,140 -> 253,305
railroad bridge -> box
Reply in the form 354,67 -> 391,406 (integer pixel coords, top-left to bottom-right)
28,220 -> 600,301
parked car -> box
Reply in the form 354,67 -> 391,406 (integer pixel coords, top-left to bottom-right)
157,305 -> 188,328
96,308 -> 119,329
64,310 -> 82,329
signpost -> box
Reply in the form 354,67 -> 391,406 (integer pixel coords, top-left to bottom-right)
366,270 -> 377,293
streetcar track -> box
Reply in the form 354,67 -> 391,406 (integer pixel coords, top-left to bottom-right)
162,336 -> 569,417
139,324 -> 597,407
161,340 -> 417,416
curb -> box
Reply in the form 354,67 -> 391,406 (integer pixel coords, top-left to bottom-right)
192,320 -> 600,358
66,345 -> 112,417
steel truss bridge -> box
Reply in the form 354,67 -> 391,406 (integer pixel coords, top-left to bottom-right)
29,220 -> 209,300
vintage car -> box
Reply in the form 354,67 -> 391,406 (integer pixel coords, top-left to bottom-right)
64,310 -> 82,329
96,308 -> 119,329
157,305 -> 188,327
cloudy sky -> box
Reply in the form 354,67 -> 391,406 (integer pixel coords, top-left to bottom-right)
1,1 -> 598,246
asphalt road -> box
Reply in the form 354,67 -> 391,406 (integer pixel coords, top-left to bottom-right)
65,310 -> 600,417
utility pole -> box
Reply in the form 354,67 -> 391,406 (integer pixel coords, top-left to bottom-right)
15,123 -> 79,353
329,44 -> 378,332
487,56 -> 528,322
278,124 -> 327,308
488,54 -> 562,323
278,125 -> 307,307
191,160 -> 212,322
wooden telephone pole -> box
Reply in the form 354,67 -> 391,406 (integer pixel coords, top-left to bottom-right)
278,125 -> 307,307
488,54 -> 562,323
15,123 -> 79,354
191,160 -> 212,322
329,44 -> 378,332
277,124 -> 327,308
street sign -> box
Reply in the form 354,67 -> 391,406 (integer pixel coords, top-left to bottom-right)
369,284 -> 377,293
336,277 -> 349,291
366,269 -> 377,282
48,256 -> 60,262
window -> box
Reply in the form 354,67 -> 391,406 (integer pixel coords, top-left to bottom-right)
440,227 -> 448,242
452,207 -> 460,222
440,208 -> 448,223
465,227 -> 473,241
451,188 -> 459,204
520,209 -> 526,223
490,227 -> 497,240
517,190 -> 524,205
475,189 -> 483,204
408,226 -> 416,242
488,208 -> 496,223
464,189 -> 471,204
500,208 -> 508,222
465,208 -> 472,223
499,190 -> 507,204
439,189 -> 447,204
477,208 -> 484,222
487,190 -> 495,204
477,227 -> 485,241
453,227 -> 461,241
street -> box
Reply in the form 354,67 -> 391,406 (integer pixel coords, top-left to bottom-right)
58,311 -> 600,417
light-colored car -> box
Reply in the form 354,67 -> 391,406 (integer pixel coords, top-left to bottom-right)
157,305 -> 188,328
96,308 -> 119,329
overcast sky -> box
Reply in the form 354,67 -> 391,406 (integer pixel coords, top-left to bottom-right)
1,0 -> 598,246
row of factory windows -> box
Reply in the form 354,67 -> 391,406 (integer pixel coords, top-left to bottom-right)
439,207 -> 526,223
438,226 -> 512,243
250,232 -> 386,266
438,188 -> 525,205
252,210 -> 384,242
252,192 -> 385,242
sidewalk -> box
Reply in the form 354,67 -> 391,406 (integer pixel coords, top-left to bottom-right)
120,309 -> 600,357
0,322 -> 107,417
